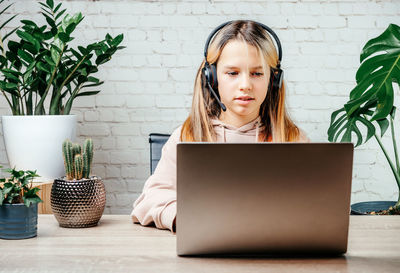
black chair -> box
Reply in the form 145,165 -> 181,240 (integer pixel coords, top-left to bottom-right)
149,133 -> 171,175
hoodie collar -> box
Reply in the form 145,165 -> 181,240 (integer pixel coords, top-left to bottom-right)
210,116 -> 262,143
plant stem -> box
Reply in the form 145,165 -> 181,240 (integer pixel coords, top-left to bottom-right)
51,55 -> 87,114
17,86 -> 24,115
374,132 -> 400,206
35,44 -> 65,115
0,32 -> 5,58
0,89 -> 14,111
390,114 -> 400,175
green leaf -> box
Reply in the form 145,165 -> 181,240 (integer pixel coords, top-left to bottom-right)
75,90 -> 101,97
3,27 -> 18,43
58,32 -> 70,43
46,0 -> 54,9
327,107 -> 376,147
22,42 -> 38,55
23,196 -> 42,207
36,62 -> 51,73
0,81 -> 19,96
65,22 -> 77,35
345,24 -> 400,121
87,76 -> 100,83
50,46 -> 60,64
1,68 -> 21,77
55,9 -> 66,21
112,34 -> 124,46
43,55 -> 55,66
95,54 -> 111,65
17,49 -> 34,63
328,24 -> 400,148
70,48 -> 82,59
82,81 -> 103,88
16,30 -> 40,52
1,71 -> 20,82
376,118 -> 389,138
42,12 -> 56,29
42,30 -> 54,40
0,14 -> 17,31
20,20 -> 38,28
78,46 -> 88,55
53,2 -> 62,13
39,2 -> 50,10
0,2 -> 13,18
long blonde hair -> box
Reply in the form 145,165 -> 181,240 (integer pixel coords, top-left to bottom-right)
180,20 -> 301,142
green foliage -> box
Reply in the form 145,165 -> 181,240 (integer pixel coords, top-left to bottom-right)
0,0 -> 125,115
74,154 -> 83,180
62,139 -> 73,179
83,138 -> 93,178
327,24 -> 400,208
328,24 -> 400,146
62,138 -> 93,180
0,166 -> 42,207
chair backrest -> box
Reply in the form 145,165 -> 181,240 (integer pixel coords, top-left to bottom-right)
149,133 -> 171,175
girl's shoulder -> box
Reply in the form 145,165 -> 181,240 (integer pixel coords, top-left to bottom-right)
297,128 -> 310,143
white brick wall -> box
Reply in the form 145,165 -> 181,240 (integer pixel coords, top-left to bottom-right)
1,0 -> 400,214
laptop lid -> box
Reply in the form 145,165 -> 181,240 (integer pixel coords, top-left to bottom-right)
176,143 -> 354,256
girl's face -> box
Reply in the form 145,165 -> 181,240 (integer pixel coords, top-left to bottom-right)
216,40 -> 270,127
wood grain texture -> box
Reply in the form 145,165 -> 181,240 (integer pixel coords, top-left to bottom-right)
1,215 -> 399,273
32,181 -> 53,214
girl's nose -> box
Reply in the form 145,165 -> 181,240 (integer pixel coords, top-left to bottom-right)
239,73 -> 251,91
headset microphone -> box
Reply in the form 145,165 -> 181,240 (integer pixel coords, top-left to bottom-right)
206,81 -> 226,111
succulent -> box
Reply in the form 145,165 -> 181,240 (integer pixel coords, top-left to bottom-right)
62,138 -> 93,180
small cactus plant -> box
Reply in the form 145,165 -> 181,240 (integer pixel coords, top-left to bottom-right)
62,139 -> 94,180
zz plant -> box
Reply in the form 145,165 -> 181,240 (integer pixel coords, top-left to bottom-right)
0,166 -> 42,207
63,138 -> 93,180
327,24 -> 400,210
0,0 -> 125,115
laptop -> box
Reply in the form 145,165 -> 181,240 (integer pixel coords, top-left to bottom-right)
176,143 -> 354,256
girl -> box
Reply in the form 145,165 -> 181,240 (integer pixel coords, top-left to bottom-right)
131,20 -> 310,232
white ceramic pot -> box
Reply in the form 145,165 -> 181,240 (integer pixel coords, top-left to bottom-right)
1,115 -> 77,182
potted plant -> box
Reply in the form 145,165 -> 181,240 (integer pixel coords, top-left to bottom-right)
0,166 -> 42,239
51,138 -> 106,228
327,23 -> 400,215
0,0 -> 125,181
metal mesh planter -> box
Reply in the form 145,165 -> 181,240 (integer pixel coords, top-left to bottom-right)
51,176 -> 106,228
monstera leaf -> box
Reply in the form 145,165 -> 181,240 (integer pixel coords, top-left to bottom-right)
328,24 -> 400,147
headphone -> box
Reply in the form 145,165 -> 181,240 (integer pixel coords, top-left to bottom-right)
201,20 -> 284,112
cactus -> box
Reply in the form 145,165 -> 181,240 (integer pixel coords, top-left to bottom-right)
62,140 -> 74,180
61,138 -> 94,181
72,143 -> 81,160
74,154 -> 83,180
83,139 -> 93,178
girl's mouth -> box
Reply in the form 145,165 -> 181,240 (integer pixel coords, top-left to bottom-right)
235,97 -> 255,105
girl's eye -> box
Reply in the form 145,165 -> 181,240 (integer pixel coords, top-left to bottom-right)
227,72 -> 238,76
252,72 -> 264,77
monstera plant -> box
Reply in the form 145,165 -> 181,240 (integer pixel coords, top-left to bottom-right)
328,24 -> 400,214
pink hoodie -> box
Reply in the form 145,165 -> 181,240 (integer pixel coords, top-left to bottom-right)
130,117 -> 310,232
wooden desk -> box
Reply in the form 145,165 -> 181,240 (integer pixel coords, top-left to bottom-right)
1,215 -> 400,272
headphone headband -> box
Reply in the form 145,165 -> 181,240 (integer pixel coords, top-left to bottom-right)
203,20 -> 283,66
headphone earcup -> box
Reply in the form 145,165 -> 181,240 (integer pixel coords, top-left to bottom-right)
208,64 -> 218,90
270,67 -> 283,93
